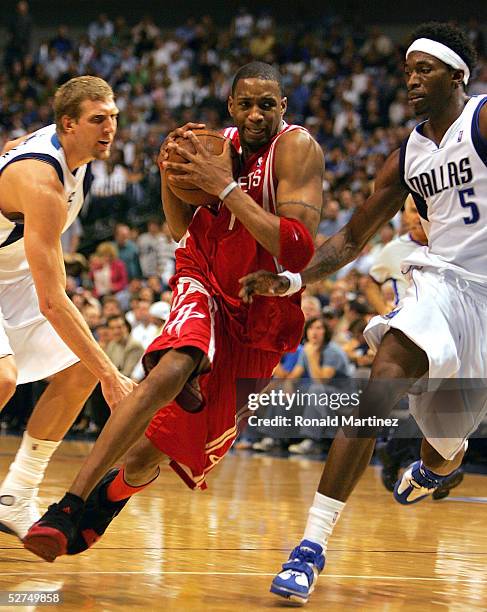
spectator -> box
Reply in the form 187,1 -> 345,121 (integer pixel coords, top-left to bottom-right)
318,200 -> 345,237
105,315 -> 145,379
88,13 -> 114,43
49,25 -> 73,55
129,299 -> 159,349
148,301 -> 170,331
249,27 -> 275,59
91,158 -> 128,197
137,218 -> 166,278
233,7 -> 254,39
113,223 -> 142,280
61,217 -> 82,255
102,296 -> 123,319
81,303 -> 102,334
287,317 -> 351,455
5,1 -> 33,67
301,295 -> 322,321
147,276 -> 163,300
289,317 -> 351,383
94,322 -> 112,350
90,242 -> 129,298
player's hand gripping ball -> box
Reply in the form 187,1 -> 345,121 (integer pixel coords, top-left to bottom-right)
162,128 -> 240,206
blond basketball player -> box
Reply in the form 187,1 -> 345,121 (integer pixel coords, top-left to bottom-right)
0,76 -> 135,540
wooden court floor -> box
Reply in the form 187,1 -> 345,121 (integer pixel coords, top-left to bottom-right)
1,435 -> 486,611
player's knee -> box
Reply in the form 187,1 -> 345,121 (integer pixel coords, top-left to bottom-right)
146,348 -> 202,398
370,358 -> 408,380
0,361 -> 17,407
171,347 -> 204,379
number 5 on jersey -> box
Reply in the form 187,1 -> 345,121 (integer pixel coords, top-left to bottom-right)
458,188 -> 479,225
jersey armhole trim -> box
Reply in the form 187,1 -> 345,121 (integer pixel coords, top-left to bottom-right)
0,153 -> 64,185
0,223 -> 24,249
399,136 -> 428,221
83,162 -> 93,199
398,137 -> 409,192
410,191 -> 428,221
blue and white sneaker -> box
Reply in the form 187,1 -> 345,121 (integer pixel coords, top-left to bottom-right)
393,460 -> 463,505
270,539 -> 325,605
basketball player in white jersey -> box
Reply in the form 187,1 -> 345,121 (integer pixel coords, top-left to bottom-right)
241,22 -> 486,605
0,76 -> 134,540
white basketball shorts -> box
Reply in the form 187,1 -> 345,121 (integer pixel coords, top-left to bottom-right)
0,275 -> 79,384
365,266 -> 487,460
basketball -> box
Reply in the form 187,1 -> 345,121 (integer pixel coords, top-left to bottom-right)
165,129 -> 237,206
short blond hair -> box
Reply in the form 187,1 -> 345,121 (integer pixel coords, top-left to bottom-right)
54,76 -> 114,132
96,242 -> 118,260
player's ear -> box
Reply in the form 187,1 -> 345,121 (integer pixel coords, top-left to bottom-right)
228,96 -> 234,119
451,69 -> 464,88
62,115 -> 76,133
280,97 -> 287,116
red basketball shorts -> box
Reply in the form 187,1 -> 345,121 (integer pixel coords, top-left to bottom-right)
143,276 -> 280,490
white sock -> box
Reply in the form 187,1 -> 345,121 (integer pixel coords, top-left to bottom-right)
1,432 -> 61,492
302,492 -> 345,551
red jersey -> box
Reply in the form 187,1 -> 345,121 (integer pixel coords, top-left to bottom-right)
172,122 -> 307,353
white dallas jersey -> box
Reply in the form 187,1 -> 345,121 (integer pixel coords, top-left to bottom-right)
400,95 -> 487,283
369,233 -> 424,303
0,124 -> 92,283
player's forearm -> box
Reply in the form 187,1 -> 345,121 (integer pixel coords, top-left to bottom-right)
161,173 -> 194,242
299,173 -> 406,286
364,280 -> 389,316
223,187 -> 280,255
300,226 -> 360,285
39,293 -> 118,381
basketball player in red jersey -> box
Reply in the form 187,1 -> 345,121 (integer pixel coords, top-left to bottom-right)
23,61 -> 325,561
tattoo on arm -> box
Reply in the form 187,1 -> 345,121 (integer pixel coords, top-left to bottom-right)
301,226 -> 359,284
276,200 -> 321,217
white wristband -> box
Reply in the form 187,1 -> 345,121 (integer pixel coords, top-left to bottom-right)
278,271 -> 302,296
219,181 -> 238,201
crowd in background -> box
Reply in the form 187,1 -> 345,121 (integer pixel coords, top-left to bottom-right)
1,3 -> 486,462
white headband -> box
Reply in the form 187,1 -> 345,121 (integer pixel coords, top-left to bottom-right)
406,38 -> 470,85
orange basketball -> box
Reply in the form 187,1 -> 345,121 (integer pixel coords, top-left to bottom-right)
165,129 -> 238,207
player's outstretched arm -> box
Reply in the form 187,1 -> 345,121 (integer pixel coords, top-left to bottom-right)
7,161 -> 136,410
239,149 -> 408,301
301,149 -> 406,284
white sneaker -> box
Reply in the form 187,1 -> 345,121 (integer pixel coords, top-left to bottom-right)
0,488 -> 41,540
252,437 -> 277,452
288,439 -> 320,455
